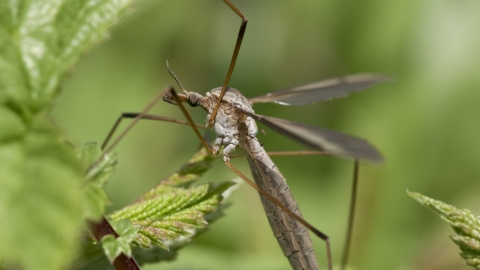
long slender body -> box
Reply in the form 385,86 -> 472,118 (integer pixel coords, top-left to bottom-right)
157,2 -> 386,268
240,127 -> 318,270
177,87 -> 319,269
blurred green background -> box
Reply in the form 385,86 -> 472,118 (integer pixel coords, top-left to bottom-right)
52,0 -> 480,269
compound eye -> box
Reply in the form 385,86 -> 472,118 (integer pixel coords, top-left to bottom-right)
187,94 -> 200,107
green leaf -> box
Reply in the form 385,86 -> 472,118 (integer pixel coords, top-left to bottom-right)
109,148 -> 234,250
0,1 -> 137,269
0,116 -> 85,270
100,220 -> 140,262
78,142 -> 116,221
0,0 -> 135,114
0,106 -> 27,141
111,219 -> 141,244
74,148 -> 235,269
125,181 -> 236,265
109,148 -> 236,264
83,183 -> 111,222
408,190 -> 480,269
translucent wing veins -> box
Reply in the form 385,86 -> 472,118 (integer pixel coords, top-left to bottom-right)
236,107 -> 383,163
249,74 -> 390,106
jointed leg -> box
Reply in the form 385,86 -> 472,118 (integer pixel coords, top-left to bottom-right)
229,150 -> 362,269
168,88 -> 214,154
101,112 -> 205,151
340,158 -> 360,270
208,0 -> 248,127
88,86 -> 172,173
224,160 -> 333,270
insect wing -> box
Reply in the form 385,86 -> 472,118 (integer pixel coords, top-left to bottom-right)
249,74 -> 389,106
237,108 -> 383,162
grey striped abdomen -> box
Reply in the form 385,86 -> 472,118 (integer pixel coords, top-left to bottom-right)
244,152 -> 319,270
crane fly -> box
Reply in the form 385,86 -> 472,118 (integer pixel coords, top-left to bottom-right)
100,1 -> 388,269
160,67 -> 385,270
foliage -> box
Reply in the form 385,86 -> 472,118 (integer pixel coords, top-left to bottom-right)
100,220 -> 140,263
109,148 -> 234,259
408,191 -> 480,269
0,0 -> 137,268
74,148 -> 235,269
78,142 -> 116,221
0,1 -> 235,269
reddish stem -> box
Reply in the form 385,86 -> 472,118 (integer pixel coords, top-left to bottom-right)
88,217 -> 140,270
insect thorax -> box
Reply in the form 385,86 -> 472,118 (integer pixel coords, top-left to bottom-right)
201,87 -> 258,158
203,87 -> 253,128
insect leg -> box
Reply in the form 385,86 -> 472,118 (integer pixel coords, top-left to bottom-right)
101,113 -> 205,151
224,160 -> 333,270
207,0 -> 248,127
89,86 -> 171,173
230,151 -> 362,269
